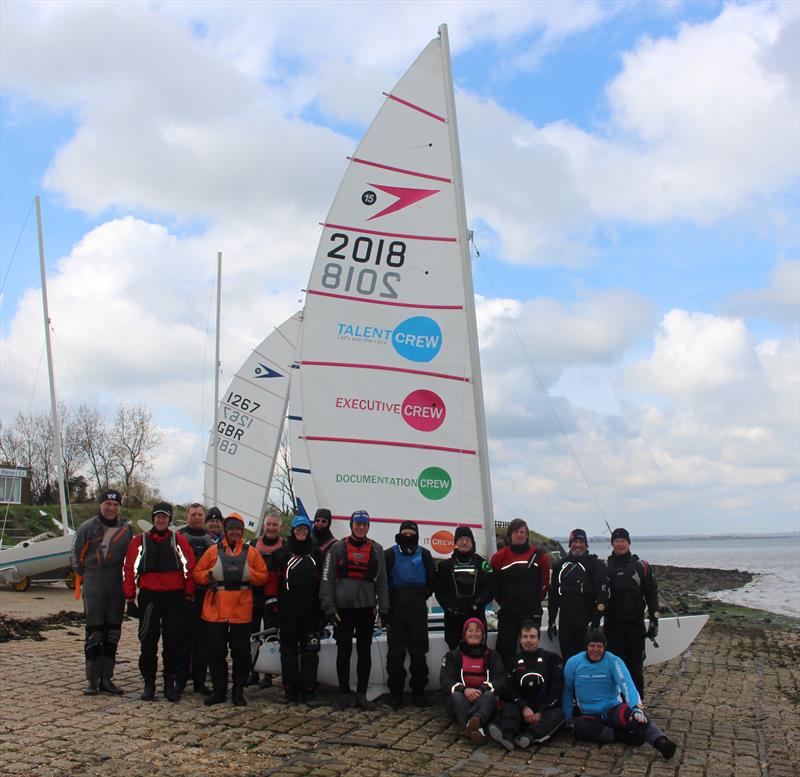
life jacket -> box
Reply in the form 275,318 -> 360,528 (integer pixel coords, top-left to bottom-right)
557,557 -> 593,597
460,650 -> 489,689
211,544 -> 251,590
138,532 -> 185,576
178,527 -> 214,564
607,555 -> 648,599
318,535 -> 337,557
336,538 -> 377,581
451,555 -> 479,598
388,546 -> 426,588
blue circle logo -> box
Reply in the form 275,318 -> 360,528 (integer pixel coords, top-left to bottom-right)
392,317 -> 442,363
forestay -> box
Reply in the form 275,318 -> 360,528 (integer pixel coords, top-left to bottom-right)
296,28 -> 494,559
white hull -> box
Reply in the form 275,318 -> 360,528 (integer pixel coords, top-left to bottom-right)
253,613 -> 709,700
0,533 -> 74,584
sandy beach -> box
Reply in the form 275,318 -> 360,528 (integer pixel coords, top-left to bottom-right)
0,570 -> 798,777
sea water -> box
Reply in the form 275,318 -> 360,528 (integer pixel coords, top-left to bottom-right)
615,535 -> 800,619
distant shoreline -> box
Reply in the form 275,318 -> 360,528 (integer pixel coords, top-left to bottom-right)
555,532 -> 800,542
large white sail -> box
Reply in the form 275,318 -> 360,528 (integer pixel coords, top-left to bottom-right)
204,312 -> 302,533
295,27 -> 494,558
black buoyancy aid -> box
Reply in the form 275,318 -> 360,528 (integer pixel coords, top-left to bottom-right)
451,556 -> 479,598
211,544 -> 251,590
557,558 -> 593,597
460,650 -> 489,689
337,538 -> 377,581
179,527 -> 214,564
140,532 -> 182,574
606,554 -> 648,620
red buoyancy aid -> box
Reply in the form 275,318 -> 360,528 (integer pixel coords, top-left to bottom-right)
460,651 -> 489,689
337,538 -> 376,581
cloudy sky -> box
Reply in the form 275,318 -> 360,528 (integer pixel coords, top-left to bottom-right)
1,0 -> 797,537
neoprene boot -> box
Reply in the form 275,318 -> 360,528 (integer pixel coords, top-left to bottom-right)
356,692 -> 376,711
98,656 -> 124,695
654,736 -> 677,760
83,660 -> 100,696
259,674 -> 273,689
232,684 -> 247,707
164,675 -> 179,702
140,681 -> 156,701
246,671 -> 259,686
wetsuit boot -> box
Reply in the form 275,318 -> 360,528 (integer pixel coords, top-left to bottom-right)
232,684 -> 247,707
164,675 -> 180,702
140,680 -> 156,701
83,660 -> 100,696
98,657 -> 124,695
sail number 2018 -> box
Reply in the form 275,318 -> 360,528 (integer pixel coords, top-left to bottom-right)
321,232 -> 404,298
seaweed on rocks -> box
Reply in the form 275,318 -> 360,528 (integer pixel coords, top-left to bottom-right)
0,610 -> 84,642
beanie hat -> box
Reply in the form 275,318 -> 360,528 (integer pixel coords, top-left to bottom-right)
397,520 -> 418,537
350,510 -> 370,524
462,617 -> 485,640
314,508 -> 332,525
454,526 -> 475,544
223,513 -> 245,531
611,527 -> 631,543
151,502 -> 173,523
206,507 -> 223,523
569,528 -> 588,546
585,628 -> 607,647
99,489 -> 122,504
506,517 -> 528,543
291,515 -> 313,531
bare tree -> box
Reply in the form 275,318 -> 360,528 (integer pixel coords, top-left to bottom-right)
75,402 -> 118,494
57,402 -> 86,491
271,430 -> 297,515
2,411 -> 51,502
109,403 -> 162,497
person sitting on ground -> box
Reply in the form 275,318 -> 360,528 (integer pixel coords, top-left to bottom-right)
193,513 -> 268,707
562,629 -> 677,760
267,515 -> 324,706
440,617 -> 506,745
434,525 -> 494,650
488,620 -> 565,751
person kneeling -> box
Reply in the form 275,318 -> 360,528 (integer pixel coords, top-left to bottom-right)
489,620 -> 565,751
562,629 -> 677,760
440,618 -> 506,745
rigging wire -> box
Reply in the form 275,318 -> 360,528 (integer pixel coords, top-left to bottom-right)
0,197 -> 35,297
470,235 -> 610,532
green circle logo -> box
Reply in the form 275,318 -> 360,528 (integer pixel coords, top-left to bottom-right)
418,467 -> 452,500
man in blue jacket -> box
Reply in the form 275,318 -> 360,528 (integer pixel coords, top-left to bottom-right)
562,629 -> 677,759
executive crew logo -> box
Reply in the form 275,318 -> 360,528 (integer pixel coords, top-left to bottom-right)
401,389 -> 446,432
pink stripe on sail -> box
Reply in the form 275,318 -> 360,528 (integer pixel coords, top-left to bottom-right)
350,157 -> 452,183
384,92 -> 446,123
301,360 -> 470,383
323,222 -> 456,242
306,290 -> 463,310
331,515 -> 483,529
303,435 -> 476,455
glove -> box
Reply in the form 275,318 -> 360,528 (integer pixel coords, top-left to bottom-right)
647,619 -> 659,640
631,706 -> 647,724
547,621 -> 557,640
126,600 -> 139,619
563,720 -> 575,735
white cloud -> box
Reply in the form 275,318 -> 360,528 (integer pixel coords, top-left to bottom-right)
725,258 -> 800,325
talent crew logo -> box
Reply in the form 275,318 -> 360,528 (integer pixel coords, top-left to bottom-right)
335,466 -> 452,501
334,389 -> 446,432
336,316 -> 442,363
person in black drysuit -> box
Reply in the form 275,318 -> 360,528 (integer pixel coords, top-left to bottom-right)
434,526 -> 494,650
268,515 -> 324,705
488,620 -> 565,751
176,502 -> 215,695
384,520 -> 436,709
547,528 -> 608,661
312,507 -> 337,558
604,528 -> 659,698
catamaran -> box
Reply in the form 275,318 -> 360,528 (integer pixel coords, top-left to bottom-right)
205,24 -> 707,698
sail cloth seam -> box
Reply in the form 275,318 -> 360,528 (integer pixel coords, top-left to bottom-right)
204,460 -> 276,488
384,92 -> 446,123
330,515 -> 482,529
300,360 -> 470,383
350,157 -> 452,183
303,435 -> 476,455
307,290 -> 462,310
323,223 -> 456,242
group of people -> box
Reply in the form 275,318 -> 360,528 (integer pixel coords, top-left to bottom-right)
69,492 -> 675,759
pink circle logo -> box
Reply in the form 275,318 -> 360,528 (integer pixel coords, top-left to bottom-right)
402,389 -> 446,432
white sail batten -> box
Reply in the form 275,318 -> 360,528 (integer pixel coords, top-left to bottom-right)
204,312 -> 302,533
296,29 -> 491,558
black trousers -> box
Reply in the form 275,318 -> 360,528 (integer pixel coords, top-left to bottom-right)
605,620 -> 646,696
176,592 -> 208,687
137,589 -> 183,681
386,598 -> 428,696
497,703 -> 566,742
573,703 -> 664,745
559,622 -> 590,662
333,607 -> 375,694
446,690 -> 497,728
496,609 -> 541,668
279,608 -> 321,695
206,621 -> 251,692
443,611 -> 486,650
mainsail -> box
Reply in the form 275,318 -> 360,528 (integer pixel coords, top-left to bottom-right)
204,312 -> 301,533
296,26 -> 495,558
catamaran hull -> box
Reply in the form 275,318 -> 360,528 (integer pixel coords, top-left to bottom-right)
0,533 -> 74,585
253,613 -> 708,700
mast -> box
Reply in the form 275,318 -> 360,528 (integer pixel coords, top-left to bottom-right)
35,196 -> 69,535
438,24 -> 497,556
212,251 -> 222,506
